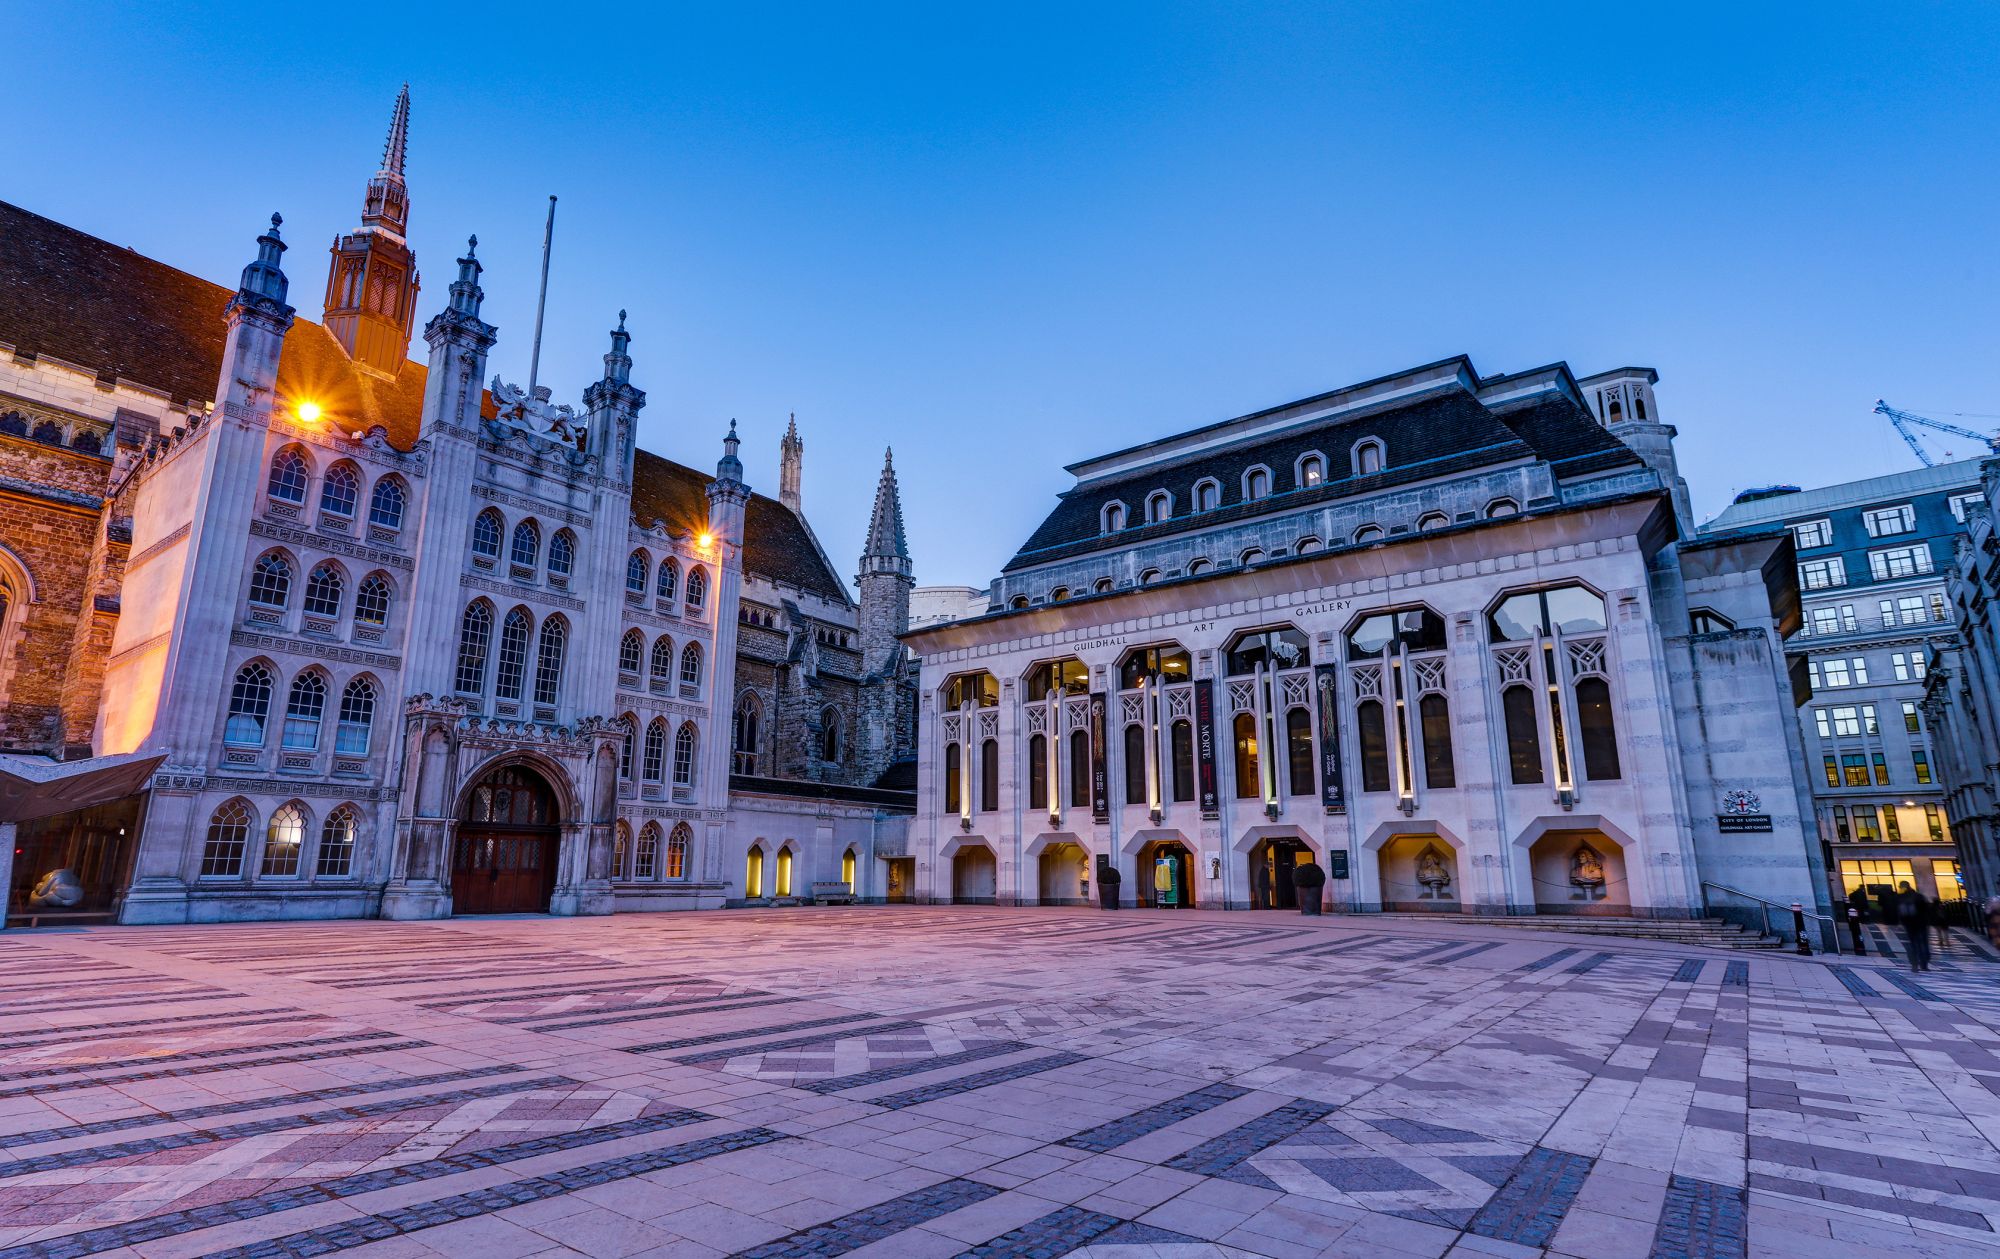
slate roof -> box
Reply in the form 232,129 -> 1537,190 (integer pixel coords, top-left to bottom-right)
0,199 -> 848,603
1005,370 -> 1641,571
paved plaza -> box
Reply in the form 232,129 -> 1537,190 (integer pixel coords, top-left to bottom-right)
1,910 -> 1999,1259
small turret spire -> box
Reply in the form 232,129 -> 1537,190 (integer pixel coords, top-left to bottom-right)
447,235 -> 483,317
862,446 -> 910,566
717,420 -> 744,484
778,412 -> 805,513
380,83 -> 411,179
237,213 -> 290,304
603,309 -> 632,383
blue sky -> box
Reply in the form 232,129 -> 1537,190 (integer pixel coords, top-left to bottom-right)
13,3 -> 1999,588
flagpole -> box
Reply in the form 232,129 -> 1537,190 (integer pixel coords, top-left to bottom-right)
527,195 -> 557,395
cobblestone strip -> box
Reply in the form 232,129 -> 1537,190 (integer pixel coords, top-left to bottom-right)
527,994 -> 805,1032
729,1177 -> 1000,1259
948,1204 -> 1126,1258
1059,1082 -> 1251,1152
1162,1098 -> 1340,1177
869,1052 -> 1090,1111
2,1062 -> 546,1147
797,1039 -> 1028,1094
192,1127 -> 788,1259
1464,1146 -> 1594,1249
1649,1173 -> 1747,1259
0,1074 -> 573,1178
624,1011 -> 904,1056
0,1106 -> 719,1259
1672,960 -> 1706,984
1516,947 -> 1581,973
677,1019 -> 925,1064
0,1008 -> 299,1051
0,1037 -> 429,1102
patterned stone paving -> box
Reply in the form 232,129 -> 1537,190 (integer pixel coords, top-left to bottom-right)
0,911 -> 1997,1258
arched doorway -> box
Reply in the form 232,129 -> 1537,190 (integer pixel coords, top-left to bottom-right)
1037,842 -> 1088,905
1377,833 -> 1461,912
1527,828 -> 1630,915
1249,836 -> 1312,910
951,845 -> 997,904
1137,838 -> 1195,908
453,764 -> 561,914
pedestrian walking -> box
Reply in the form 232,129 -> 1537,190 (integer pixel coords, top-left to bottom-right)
1932,895 -> 1952,954
1896,882 -> 1933,973
1986,894 -> 2000,948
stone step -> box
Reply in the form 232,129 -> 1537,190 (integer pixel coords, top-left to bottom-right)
1363,912 -> 1787,950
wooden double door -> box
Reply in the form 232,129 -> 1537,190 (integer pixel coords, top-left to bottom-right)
452,830 -> 557,914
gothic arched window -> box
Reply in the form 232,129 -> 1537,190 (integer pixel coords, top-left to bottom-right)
336,677 -> 375,755
657,559 -> 679,603
225,664 -> 273,745
686,567 -> 709,611
262,802 -> 306,877
303,563 -> 343,618
635,822 -> 661,879
820,706 -> 842,762
355,574 -> 391,627
650,636 -> 675,689
201,799 -> 253,878
510,519 -> 540,569
268,448 -> 309,504
320,464 -> 359,520
619,713 -> 637,778
368,477 -> 406,530
643,718 -> 667,781
548,530 -> 575,578
533,617 -> 567,706
673,723 -> 698,787
666,823 -> 690,879
733,693 -> 762,774
454,601 -> 492,694
680,642 -> 703,692
626,550 -> 649,594
249,553 -> 291,609
317,806 -> 357,878
282,671 -> 327,749
495,608 -> 532,700
619,629 -> 644,675
471,510 -> 503,560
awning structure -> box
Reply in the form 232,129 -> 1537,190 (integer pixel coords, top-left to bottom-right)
0,752 -> 164,825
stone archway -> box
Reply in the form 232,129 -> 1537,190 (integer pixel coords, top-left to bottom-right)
1036,842 -> 1088,905
452,762 -> 565,914
949,842 -> 997,904
1236,825 -> 1319,911
1376,833 -> 1464,912
1511,816 -> 1644,915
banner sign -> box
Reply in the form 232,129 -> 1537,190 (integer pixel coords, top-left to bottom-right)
1194,679 -> 1219,817
1314,664 -> 1346,814
1089,692 -> 1110,822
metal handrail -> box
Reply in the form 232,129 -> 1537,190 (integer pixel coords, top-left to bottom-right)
1701,880 -> 1842,955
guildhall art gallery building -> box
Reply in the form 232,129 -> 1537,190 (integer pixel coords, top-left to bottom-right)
903,359 -> 1834,922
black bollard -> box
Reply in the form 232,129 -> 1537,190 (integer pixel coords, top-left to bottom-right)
1846,907 -> 1867,956
1792,902 -> 1813,956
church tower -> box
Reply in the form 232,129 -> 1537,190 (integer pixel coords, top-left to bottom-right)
323,85 -> 421,376
856,449 -> 915,782
778,414 -> 804,512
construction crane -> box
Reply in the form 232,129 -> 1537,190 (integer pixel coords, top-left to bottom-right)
1874,400 -> 2000,467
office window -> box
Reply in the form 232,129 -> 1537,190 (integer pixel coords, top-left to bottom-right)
1869,545 -> 1933,581
1861,705 -> 1878,736
1814,709 -> 1831,739
1949,492 -> 1983,522
1822,755 -> 1839,788
1871,752 -> 1889,784
1852,805 -> 1882,841
1925,804 -> 1946,841
1808,605 -> 1855,636
1792,519 -> 1832,549
1841,754 -> 1868,786
1839,858 -> 1914,896
1883,805 -> 1902,841
1820,657 -> 1867,688
1831,804 -> 1850,841
1903,701 -> 1922,733
1913,751 -> 1933,784
1891,651 -> 1927,682
1799,557 -> 1846,590
1863,504 -> 1915,537
1882,594 -> 1928,627
1830,706 -> 1861,738
1935,859 -> 1964,898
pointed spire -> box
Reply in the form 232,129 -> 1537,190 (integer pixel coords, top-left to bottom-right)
717,419 -> 744,484
380,83 -> 411,179
778,412 -> 805,512
862,446 -> 910,566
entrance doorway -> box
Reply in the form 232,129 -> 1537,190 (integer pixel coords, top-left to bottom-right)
884,857 -> 913,902
1037,842 -> 1088,905
1137,839 -> 1194,908
950,845 -> 997,903
453,765 -> 560,914
7,798 -> 143,926
1249,837 -> 1310,910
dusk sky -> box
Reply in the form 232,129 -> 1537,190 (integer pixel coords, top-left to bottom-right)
13,3 -> 1998,590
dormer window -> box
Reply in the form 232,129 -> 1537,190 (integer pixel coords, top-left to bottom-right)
1193,480 -> 1220,513
1486,499 -> 1519,519
1187,558 -> 1213,575
1146,490 -> 1173,523
1093,578 -> 1114,594
1352,525 -> 1384,544
1297,453 -> 1326,488
1244,466 -> 1272,501
1417,512 -> 1448,532
1050,586 -> 1071,603
1240,547 -> 1265,566
1102,501 -> 1127,533
1353,439 -> 1385,477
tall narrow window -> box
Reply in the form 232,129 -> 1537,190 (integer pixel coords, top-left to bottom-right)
643,718 -> 666,781
282,674 -> 325,749
651,636 -> 675,688
262,803 -> 306,877
1171,720 -> 1195,802
1233,712 -> 1260,799
620,629 -> 644,674
510,520 -> 540,568
657,559 -> 679,603
335,678 -> 375,754
320,464 -> 359,519
1418,693 -> 1455,789
226,664 -> 273,745
680,642 -> 703,692
980,738 -> 1000,811
1357,699 -> 1391,793
619,714 -> 636,778
548,530 -> 574,578
471,510 -> 503,560
746,847 -> 764,898
687,568 -> 708,611
368,477 -> 406,530
674,723 -> 697,786
317,806 -> 356,877
1574,677 -> 1620,780
1070,729 -> 1092,807
666,823 -> 690,878
249,553 -> 291,608
1286,708 -> 1315,796
1124,723 -> 1147,804
495,608 -> 531,700
635,823 -> 660,879
533,618 -> 566,705
201,800 -> 252,877
354,574 -> 390,627
268,449 -> 308,503
1502,686 -> 1543,784
1028,733 -> 1048,809
626,550 -> 649,594
612,822 -> 630,879
820,707 -> 842,762
944,742 -> 962,812
733,695 -> 762,774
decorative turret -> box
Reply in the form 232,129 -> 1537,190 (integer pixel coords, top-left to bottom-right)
855,447 -> 915,782
779,413 -> 804,513
1579,367 -> 1693,535
324,85 -> 421,377
229,214 -> 293,320
419,235 -> 496,435
860,448 -> 913,582
717,420 -> 746,487
583,310 -> 644,477
447,236 -> 483,318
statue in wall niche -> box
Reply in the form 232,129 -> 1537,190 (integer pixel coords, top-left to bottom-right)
1415,846 -> 1452,899
1570,844 -> 1607,900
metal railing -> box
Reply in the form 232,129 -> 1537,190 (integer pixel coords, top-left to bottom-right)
1701,880 -> 1842,954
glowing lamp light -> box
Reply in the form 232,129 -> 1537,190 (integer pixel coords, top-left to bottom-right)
697,531 -> 715,549
296,402 -> 323,423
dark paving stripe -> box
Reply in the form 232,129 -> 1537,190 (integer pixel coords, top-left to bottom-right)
528,993 -> 804,1031
1426,941 -> 1504,966
0,1035 -> 428,1102
1874,968 -> 1944,1002
0,1075 -> 572,1178
1466,1146 -> 1594,1248
0,1106 -> 720,1259
193,1126 -> 787,1259
1564,951 -> 1616,975
1828,966 -> 1881,1000
1163,1098 -> 1340,1179
1060,1082 -> 1250,1152
2,1063 -> 544,1147
1723,961 -> 1749,988
870,1051 -> 1089,1110
1517,947 -> 1581,973
0,989 -> 230,1015
950,1205 -> 1126,1258
732,1177 -> 1000,1258
624,1010 -> 900,1055
0,1008 -> 300,1051
1672,960 -> 1706,984
678,1019 -> 925,1064
322,962 -> 628,989
1649,1173 -> 1747,1259
1272,933 -> 1381,957
798,1039 -> 1028,1094
415,975 -> 703,1008
0,1026 -> 367,1082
